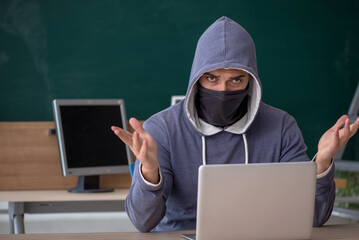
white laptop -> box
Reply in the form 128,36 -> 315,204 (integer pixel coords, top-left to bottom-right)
182,161 -> 317,240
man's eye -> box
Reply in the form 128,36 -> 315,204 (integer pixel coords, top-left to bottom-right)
206,76 -> 216,82
232,79 -> 241,83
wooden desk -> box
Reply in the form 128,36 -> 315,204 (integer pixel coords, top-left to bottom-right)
0,122 -> 132,191
0,225 -> 358,240
0,188 -> 129,234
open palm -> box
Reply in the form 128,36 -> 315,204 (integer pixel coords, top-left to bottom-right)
111,118 -> 159,183
317,115 -> 359,171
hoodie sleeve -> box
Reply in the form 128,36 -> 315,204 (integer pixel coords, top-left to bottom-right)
124,119 -> 173,232
280,114 -> 335,227
313,162 -> 336,226
124,160 -> 166,232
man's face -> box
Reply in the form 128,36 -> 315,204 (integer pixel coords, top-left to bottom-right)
198,68 -> 250,91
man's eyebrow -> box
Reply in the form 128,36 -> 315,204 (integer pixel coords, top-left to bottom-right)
231,74 -> 246,79
204,72 -> 219,78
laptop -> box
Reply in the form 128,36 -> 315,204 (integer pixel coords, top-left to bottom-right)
182,161 -> 317,240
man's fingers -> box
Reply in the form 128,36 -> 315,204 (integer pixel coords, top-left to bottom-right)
111,126 -> 133,146
112,126 -> 143,158
132,131 -> 141,155
332,115 -> 348,131
339,118 -> 350,143
138,139 -> 148,160
349,117 -> 359,138
129,118 -> 147,137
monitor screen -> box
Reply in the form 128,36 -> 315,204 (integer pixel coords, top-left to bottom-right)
52,99 -> 131,193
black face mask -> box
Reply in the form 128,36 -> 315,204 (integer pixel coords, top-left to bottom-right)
195,84 -> 249,128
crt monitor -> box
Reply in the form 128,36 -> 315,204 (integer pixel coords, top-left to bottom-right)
52,99 -> 131,193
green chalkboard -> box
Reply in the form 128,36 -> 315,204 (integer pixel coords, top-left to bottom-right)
0,0 -> 358,159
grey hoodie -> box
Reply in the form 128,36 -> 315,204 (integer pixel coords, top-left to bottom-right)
125,16 -> 335,232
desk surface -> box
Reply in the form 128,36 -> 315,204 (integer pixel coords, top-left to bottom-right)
0,188 -> 129,202
0,225 -> 358,240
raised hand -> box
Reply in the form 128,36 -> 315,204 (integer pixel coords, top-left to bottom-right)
111,118 -> 159,184
316,115 -> 359,174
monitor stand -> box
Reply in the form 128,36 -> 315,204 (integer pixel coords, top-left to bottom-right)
68,176 -> 114,193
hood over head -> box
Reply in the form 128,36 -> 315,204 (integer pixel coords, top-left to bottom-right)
185,16 -> 262,135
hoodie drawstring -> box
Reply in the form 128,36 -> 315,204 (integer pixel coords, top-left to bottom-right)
242,134 -> 249,164
201,134 -> 249,165
201,136 -> 206,166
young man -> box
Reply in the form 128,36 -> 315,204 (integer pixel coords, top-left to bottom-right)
112,16 -> 359,232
